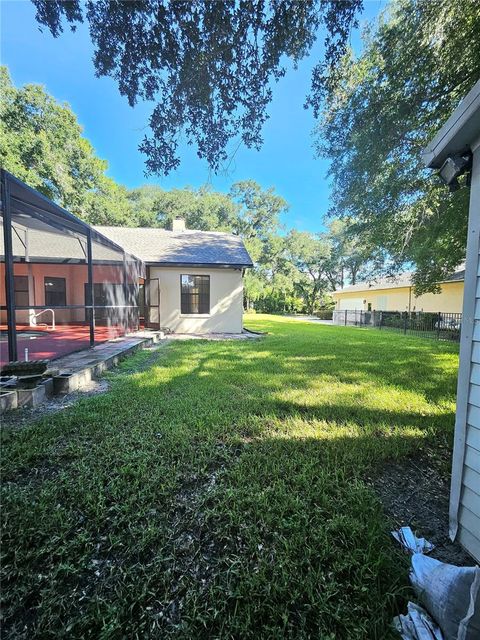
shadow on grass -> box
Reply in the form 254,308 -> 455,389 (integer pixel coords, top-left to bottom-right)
132,333 -> 457,436
2,426 -> 417,639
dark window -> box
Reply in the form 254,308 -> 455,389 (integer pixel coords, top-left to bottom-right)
44,277 -> 66,306
181,275 -> 210,314
14,276 -> 29,307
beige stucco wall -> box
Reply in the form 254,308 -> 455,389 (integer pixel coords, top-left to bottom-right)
148,266 -> 244,333
332,281 -> 464,313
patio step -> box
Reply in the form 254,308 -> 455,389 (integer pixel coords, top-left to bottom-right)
0,331 -> 165,412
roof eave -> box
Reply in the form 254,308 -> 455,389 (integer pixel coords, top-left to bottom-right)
421,80 -> 480,169
333,274 -> 465,295
146,261 -> 253,269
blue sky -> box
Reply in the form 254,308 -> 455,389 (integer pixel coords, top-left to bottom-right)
1,0 -> 385,232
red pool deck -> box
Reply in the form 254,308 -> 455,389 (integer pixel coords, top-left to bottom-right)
0,324 -> 127,366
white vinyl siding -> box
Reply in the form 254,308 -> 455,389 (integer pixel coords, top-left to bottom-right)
422,83 -> 480,562
450,140 -> 480,562
466,421 -> 480,450
457,527 -> 480,563
470,362 -> 480,384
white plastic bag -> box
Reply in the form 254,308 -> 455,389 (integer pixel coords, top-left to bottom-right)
394,602 -> 444,639
409,553 -> 480,640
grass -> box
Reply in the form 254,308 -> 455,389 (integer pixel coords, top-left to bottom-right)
1,315 -> 459,639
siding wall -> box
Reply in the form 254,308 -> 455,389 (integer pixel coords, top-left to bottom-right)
450,139 -> 480,561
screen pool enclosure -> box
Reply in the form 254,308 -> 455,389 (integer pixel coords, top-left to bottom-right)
1,170 -> 145,366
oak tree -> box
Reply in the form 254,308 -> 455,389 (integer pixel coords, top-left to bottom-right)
32,0 -> 362,175
315,0 -> 480,292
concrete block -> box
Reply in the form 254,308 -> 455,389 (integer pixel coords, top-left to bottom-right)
41,377 -> 54,398
53,373 -> 76,395
53,367 -> 94,394
92,362 -> 107,377
0,389 -> 18,412
17,384 -> 46,408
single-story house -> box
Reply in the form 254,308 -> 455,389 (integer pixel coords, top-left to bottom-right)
422,79 -> 480,561
95,219 -> 253,334
1,171 -> 252,366
331,268 -> 464,313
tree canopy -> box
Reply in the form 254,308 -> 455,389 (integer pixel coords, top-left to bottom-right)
0,65 -> 138,226
32,0 -> 362,175
315,0 -> 480,292
128,184 -> 240,231
0,66 -> 106,214
2,64 -> 369,314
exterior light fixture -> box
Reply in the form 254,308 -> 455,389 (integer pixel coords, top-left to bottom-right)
437,152 -> 472,192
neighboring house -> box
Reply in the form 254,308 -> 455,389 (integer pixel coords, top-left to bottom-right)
331,268 -> 464,313
422,79 -> 480,562
95,219 -> 253,334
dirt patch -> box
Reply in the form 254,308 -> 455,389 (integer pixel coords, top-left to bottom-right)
368,446 -> 474,566
1,345 -> 167,431
146,442 -> 246,629
1,378 -> 110,430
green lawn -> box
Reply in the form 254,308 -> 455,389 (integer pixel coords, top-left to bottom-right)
1,315 -> 459,639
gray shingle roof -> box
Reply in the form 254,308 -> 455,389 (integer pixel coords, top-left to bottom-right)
94,226 -> 253,267
333,266 -> 465,294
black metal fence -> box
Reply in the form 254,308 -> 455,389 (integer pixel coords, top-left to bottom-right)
332,309 -> 462,342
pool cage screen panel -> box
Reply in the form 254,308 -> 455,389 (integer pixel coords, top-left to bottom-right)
1,170 -> 145,365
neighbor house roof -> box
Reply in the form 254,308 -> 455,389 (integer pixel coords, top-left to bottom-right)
94,226 -> 253,267
332,266 -> 465,295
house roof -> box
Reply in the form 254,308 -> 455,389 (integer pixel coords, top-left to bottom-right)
332,267 -> 465,295
94,226 -> 253,267
0,170 -> 136,260
0,170 -> 251,269
1,224 -> 140,265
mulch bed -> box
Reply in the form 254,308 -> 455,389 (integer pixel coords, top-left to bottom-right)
368,446 -> 475,566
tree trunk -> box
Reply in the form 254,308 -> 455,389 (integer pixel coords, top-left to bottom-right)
350,265 -> 359,285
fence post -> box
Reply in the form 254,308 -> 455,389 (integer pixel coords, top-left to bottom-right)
403,312 -> 407,335
437,312 -> 441,340
345,309 -> 347,326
